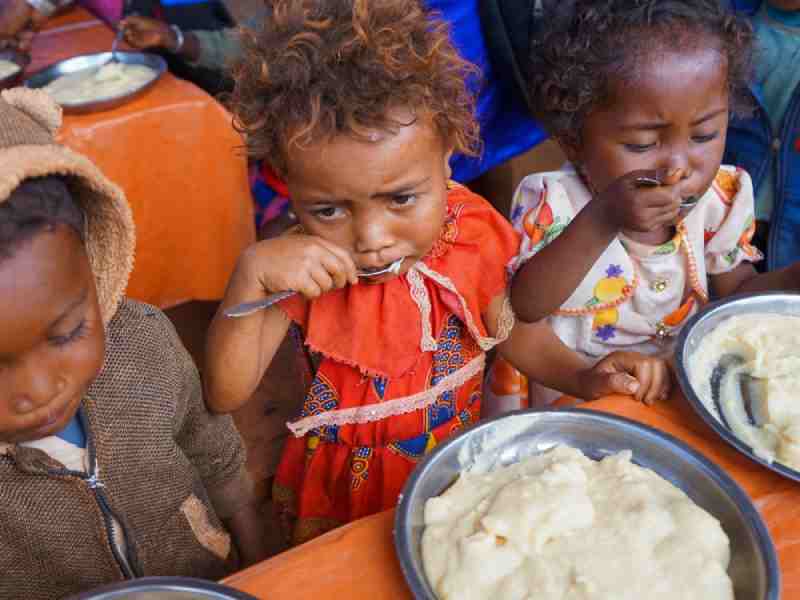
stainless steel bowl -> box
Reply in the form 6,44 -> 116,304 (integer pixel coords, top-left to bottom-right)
395,408 -> 779,600
24,51 -> 166,114
0,48 -> 30,90
64,577 -> 259,600
675,291 -> 800,483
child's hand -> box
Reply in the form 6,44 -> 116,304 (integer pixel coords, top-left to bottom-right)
595,168 -> 684,233
120,16 -> 176,51
579,351 -> 671,405
239,234 -> 359,299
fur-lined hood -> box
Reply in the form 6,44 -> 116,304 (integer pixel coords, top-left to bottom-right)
0,88 -> 135,325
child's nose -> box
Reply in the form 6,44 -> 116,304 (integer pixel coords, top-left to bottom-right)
354,217 -> 394,255
663,144 -> 693,182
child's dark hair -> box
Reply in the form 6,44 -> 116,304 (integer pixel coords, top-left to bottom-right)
527,0 -> 754,145
0,177 -> 84,261
229,0 -> 480,177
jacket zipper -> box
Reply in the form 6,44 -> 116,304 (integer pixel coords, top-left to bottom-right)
17,411 -> 143,579
79,409 -> 142,578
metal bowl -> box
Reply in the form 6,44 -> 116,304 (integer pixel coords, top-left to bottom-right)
675,291 -> 800,483
24,51 -> 166,114
395,408 -> 779,600
64,576 -> 259,600
0,48 -> 30,90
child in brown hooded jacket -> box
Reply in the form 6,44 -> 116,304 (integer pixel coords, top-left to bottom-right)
0,88 -> 265,600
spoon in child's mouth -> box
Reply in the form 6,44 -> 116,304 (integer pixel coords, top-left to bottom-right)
634,176 -> 698,208
224,257 -> 405,318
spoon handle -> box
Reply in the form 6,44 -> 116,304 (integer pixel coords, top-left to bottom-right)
223,290 -> 297,318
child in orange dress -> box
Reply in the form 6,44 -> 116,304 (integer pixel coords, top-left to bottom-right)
206,0 -> 632,545
204,0 -> 525,545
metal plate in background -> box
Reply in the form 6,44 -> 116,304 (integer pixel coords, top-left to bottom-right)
394,409 -> 779,600
24,51 -> 166,114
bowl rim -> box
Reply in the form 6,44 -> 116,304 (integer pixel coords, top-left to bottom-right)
394,407 -> 780,600
23,51 -> 166,113
63,576 -> 260,600
675,290 -> 800,484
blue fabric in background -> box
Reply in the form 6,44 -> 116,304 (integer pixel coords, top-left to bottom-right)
428,0 -> 547,183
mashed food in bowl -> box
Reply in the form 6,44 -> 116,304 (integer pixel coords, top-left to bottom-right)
42,62 -> 156,105
421,445 -> 732,600
689,313 -> 800,469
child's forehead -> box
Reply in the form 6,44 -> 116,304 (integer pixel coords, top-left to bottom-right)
285,114 -> 446,190
601,45 -> 728,118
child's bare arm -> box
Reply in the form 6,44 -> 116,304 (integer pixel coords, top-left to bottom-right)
511,198 -> 618,322
497,317 -> 669,404
711,261 -> 800,299
511,169 -> 683,323
205,235 -> 358,414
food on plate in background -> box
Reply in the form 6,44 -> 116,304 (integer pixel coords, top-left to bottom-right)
42,62 -> 155,104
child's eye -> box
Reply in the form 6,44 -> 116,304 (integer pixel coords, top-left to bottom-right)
624,143 -> 656,153
312,206 -> 345,220
49,320 -> 87,348
391,194 -> 416,207
692,132 -> 719,143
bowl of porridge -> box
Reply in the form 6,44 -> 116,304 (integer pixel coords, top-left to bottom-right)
394,409 -> 778,600
676,291 -> 800,482
0,49 -> 30,90
25,51 -> 166,113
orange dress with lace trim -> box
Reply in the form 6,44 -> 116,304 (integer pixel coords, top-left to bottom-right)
273,185 -> 520,545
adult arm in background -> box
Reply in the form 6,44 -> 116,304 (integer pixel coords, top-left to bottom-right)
120,14 -> 241,71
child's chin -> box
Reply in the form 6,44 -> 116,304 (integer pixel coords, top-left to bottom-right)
26,395 -> 83,441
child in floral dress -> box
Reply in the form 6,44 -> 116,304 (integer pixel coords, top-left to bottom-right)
490,0 -> 800,409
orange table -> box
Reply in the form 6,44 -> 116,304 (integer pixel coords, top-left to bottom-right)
223,392 -> 800,599
27,8 -> 254,308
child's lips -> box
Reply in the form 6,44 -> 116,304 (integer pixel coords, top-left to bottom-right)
358,257 -> 405,276
31,394 -> 80,435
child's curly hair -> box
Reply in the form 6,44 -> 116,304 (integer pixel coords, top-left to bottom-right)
230,0 -> 480,177
527,0 -> 754,145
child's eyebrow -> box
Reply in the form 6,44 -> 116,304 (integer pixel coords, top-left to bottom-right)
621,108 -> 727,131
376,177 -> 431,198
691,108 -> 727,126
49,287 -> 89,330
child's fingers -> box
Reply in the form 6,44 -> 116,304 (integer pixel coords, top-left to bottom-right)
641,363 -> 665,405
601,372 -> 640,397
647,360 -> 672,405
315,238 -> 358,285
632,360 -> 652,403
303,265 -> 332,298
318,251 -> 352,289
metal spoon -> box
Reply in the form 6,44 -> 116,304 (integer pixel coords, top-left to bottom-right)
710,353 -> 766,429
102,24 -> 125,67
224,257 -> 405,318
634,176 -> 698,208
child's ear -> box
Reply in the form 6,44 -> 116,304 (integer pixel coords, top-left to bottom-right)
443,147 -> 454,180
556,135 -> 581,164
